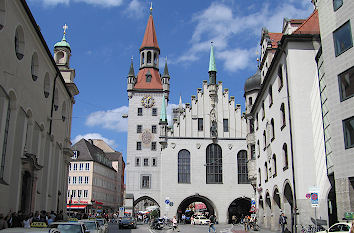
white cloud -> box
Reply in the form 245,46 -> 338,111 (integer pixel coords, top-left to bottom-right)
125,0 -> 145,19
176,1 -> 313,72
37,0 -> 123,7
72,133 -> 116,148
86,106 -> 129,132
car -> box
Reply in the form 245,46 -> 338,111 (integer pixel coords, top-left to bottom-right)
192,216 -> 210,225
95,219 -> 107,233
0,229 -> 59,233
317,222 -> 352,233
118,216 -> 137,229
79,220 -> 101,233
48,221 -> 89,233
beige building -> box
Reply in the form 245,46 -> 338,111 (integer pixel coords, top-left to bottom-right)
0,0 -> 78,214
68,139 -> 124,213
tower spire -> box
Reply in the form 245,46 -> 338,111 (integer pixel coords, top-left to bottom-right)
208,42 -> 217,85
163,58 -> 169,77
140,10 -> 159,51
128,57 -> 135,77
160,94 -> 167,122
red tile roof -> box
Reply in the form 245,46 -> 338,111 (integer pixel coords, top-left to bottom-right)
134,68 -> 162,90
140,15 -> 159,50
269,33 -> 283,48
293,10 -> 319,34
290,19 -> 306,24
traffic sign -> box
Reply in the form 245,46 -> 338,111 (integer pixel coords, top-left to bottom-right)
251,200 -> 256,205
306,193 -> 311,199
165,199 -> 170,205
169,202 -> 174,207
311,192 -> 319,207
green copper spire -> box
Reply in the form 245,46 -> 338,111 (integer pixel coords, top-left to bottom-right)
160,94 -> 167,122
54,24 -> 71,49
208,42 -> 217,72
128,57 -> 135,77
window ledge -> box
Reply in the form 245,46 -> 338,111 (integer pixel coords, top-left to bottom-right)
345,144 -> 354,150
281,124 -> 286,131
340,93 -> 354,102
273,174 -> 277,178
283,166 -> 288,171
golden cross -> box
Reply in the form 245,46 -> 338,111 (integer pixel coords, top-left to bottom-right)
150,2 -> 153,14
63,24 -> 68,35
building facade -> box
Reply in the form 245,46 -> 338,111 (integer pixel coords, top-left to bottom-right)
68,139 -> 123,213
125,11 -> 253,223
0,0 -> 78,214
245,11 -> 331,232
313,0 -> 354,224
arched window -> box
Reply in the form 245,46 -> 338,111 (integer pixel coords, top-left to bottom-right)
280,103 -> 286,128
0,86 -> 10,178
141,52 -> 145,65
271,118 -> 275,140
31,53 -> 39,81
263,130 -> 266,149
0,0 -> 5,30
15,25 -> 25,60
283,143 -> 288,170
55,51 -> 65,64
264,162 -> 268,182
154,52 -> 158,65
178,150 -> 190,183
258,168 -> 261,186
278,65 -> 283,90
44,73 -> 50,98
206,144 -> 222,184
54,88 -> 59,111
237,150 -> 249,184
147,51 -> 152,64
62,102 -> 67,122
248,97 -> 252,106
268,85 -> 273,106
257,140 -> 260,157
272,154 -> 277,177
261,101 -> 265,119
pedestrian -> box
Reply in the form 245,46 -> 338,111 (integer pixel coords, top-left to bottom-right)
232,215 -> 236,225
182,214 -> 186,224
172,216 -> 180,232
279,213 -> 287,233
209,214 -> 216,233
23,215 -> 31,228
0,214 -> 8,230
243,215 -> 249,231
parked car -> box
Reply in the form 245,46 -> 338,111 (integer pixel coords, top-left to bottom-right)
118,216 -> 137,229
95,219 -> 107,233
79,220 -> 101,233
48,221 -> 88,233
191,216 -> 210,225
0,229 -> 59,233
317,222 -> 352,233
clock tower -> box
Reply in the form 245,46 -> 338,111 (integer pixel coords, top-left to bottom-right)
125,8 -> 170,209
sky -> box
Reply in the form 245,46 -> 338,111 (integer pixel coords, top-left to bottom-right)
28,0 -> 314,160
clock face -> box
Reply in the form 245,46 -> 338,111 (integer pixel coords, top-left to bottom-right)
141,96 -> 155,108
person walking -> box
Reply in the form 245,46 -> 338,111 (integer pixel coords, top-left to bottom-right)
0,214 -> 8,230
279,213 -> 287,233
172,216 -> 180,232
209,214 -> 216,233
243,215 -> 249,231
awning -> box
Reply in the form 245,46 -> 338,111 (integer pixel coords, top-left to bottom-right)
67,205 -> 87,209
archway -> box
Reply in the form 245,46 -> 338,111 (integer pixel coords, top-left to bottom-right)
177,195 -> 216,223
134,196 -> 160,218
227,197 -> 251,224
283,182 -> 294,233
20,171 -> 33,213
258,195 -> 264,225
264,191 -> 272,228
272,187 -> 281,230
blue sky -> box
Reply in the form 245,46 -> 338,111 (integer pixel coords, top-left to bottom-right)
28,0 -> 314,160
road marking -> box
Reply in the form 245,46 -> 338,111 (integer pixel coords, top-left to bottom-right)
148,228 -> 155,233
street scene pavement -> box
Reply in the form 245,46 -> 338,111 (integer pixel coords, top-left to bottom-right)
108,222 -> 275,233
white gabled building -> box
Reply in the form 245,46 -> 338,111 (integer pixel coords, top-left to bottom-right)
0,0 -> 78,214
244,10 -> 331,232
125,11 -> 254,223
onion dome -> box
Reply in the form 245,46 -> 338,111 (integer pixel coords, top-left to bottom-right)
244,70 -> 261,93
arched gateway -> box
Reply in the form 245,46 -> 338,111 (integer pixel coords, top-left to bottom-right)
177,195 -> 216,220
227,198 -> 251,224
134,196 -> 160,215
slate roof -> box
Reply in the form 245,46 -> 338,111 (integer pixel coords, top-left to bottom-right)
105,152 -> 122,161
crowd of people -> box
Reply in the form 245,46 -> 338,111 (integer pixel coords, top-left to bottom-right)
0,210 -> 64,230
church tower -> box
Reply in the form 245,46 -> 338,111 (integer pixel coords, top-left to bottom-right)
125,7 -> 168,210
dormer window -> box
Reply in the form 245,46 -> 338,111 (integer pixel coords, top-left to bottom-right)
146,71 -> 152,82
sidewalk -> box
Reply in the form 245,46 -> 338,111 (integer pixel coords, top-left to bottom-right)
230,224 -> 279,233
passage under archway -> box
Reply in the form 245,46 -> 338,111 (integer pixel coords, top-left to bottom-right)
177,195 -> 216,223
134,196 -> 159,215
227,197 -> 251,224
